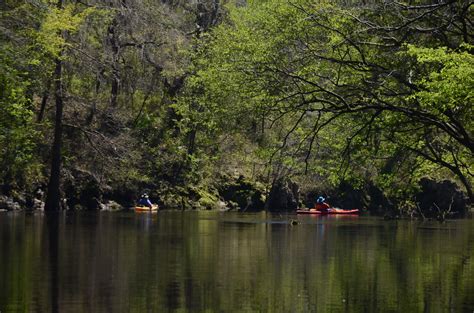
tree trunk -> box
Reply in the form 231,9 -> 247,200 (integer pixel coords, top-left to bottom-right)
108,18 -> 119,107
187,128 -> 196,155
37,78 -> 51,122
110,72 -> 119,107
45,56 -> 64,211
453,167 -> 473,204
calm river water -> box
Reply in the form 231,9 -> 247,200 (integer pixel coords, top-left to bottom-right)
0,211 -> 473,312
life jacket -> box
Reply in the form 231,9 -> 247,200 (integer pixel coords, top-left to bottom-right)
315,202 -> 330,210
139,198 -> 152,206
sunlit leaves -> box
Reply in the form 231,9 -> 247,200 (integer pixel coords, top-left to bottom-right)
37,4 -> 96,57
0,55 -> 37,184
180,0 -> 474,199
408,44 -> 474,122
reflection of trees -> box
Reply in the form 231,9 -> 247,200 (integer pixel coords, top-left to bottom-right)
46,214 -> 60,313
0,214 -> 42,312
161,216 -> 474,312
0,213 -> 472,312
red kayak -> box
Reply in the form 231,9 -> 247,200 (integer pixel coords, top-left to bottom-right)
297,208 -> 359,215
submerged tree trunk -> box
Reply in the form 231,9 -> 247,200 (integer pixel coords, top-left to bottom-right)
45,54 -> 64,211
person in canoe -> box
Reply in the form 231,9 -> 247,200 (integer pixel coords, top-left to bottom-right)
314,196 -> 330,212
138,193 -> 153,209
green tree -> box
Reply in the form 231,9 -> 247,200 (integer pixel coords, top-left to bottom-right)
0,53 -> 37,193
181,0 -> 473,202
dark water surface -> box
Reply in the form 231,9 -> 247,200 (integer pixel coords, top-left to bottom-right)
0,211 -> 473,312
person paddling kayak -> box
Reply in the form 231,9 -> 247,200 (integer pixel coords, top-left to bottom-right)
315,196 -> 330,211
138,193 -> 153,209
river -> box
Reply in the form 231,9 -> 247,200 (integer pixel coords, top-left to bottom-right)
0,211 -> 473,312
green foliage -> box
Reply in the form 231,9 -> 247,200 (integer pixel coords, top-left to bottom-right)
0,53 -> 38,187
179,0 -> 473,201
0,0 -> 471,208
36,4 -> 98,57
407,44 -> 474,125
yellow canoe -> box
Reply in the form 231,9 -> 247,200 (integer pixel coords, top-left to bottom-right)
134,205 -> 159,213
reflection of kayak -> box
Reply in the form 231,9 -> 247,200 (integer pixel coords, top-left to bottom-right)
134,205 -> 159,213
297,208 -> 359,215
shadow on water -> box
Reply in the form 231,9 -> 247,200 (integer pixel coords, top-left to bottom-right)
45,213 -> 60,313
166,280 -> 181,310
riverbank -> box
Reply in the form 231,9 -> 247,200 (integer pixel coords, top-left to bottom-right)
0,174 -> 471,219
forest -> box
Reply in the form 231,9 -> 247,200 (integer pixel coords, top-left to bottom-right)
0,0 -> 472,218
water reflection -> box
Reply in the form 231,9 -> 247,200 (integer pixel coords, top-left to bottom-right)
0,211 -> 473,312
46,213 -> 60,313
